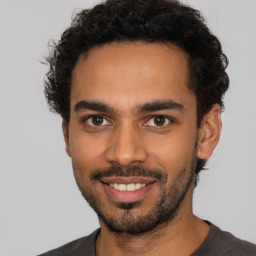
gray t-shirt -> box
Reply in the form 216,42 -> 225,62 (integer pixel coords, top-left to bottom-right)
38,223 -> 256,256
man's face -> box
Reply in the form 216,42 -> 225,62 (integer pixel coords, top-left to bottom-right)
65,42 -> 199,234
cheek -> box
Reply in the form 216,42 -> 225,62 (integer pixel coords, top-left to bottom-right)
146,130 -> 197,172
69,132 -> 107,179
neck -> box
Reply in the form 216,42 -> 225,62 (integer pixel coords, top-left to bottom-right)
96,190 -> 210,256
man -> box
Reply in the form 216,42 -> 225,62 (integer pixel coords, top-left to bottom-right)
39,0 -> 256,255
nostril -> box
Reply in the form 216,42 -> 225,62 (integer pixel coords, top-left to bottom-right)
105,148 -> 148,167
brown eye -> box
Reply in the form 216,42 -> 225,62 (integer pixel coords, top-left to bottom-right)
91,116 -> 103,126
86,115 -> 110,127
153,116 -> 166,126
146,115 -> 171,127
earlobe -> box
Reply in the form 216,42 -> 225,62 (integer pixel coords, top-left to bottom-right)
197,104 -> 222,160
62,121 -> 71,157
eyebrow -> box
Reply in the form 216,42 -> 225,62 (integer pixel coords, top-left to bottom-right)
137,100 -> 184,113
74,101 -> 114,113
74,100 -> 184,113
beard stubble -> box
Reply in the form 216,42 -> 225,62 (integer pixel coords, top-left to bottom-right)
74,150 -> 197,234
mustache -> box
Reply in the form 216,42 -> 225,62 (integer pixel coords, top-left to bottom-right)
90,165 -> 167,183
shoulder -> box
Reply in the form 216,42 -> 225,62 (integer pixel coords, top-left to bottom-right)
193,222 -> 256,256
217,227 -> 256,256
37,229 -> 100,256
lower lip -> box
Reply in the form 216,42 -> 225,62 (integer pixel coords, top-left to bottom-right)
101,182 -> 156,203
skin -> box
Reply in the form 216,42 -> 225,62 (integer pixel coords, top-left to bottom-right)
63,41 -> 222,256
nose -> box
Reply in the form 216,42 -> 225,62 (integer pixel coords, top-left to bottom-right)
104,123 -> 148,167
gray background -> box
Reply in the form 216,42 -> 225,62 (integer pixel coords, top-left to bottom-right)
0,0 -> 255,255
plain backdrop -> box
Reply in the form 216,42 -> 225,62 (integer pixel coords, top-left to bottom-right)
0,0 -> 255,255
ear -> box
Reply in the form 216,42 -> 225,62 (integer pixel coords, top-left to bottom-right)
197,104 -> 222,160
62,121 -> 71,157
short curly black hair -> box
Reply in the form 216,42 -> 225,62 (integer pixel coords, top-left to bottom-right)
45,0 -> 229,174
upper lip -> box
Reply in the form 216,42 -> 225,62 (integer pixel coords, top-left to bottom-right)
100,176 -> 157,185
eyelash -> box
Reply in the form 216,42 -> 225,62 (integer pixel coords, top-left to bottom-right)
82,114 -> 175,128
145,115 -> 174,127
82,115 -> 111,127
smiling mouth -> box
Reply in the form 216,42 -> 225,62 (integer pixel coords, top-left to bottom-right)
100,177 -> 157,203
104,182 -> 148,191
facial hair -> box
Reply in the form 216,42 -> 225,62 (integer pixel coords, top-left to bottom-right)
74,150 -> 197,235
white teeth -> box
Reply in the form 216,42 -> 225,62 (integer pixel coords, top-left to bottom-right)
135,183 -> 142,189
127,183 -> 136,191
109,183 -> 146,191
119,184 -> 126,191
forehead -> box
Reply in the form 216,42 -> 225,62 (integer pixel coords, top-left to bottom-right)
71,41 -> 195,113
